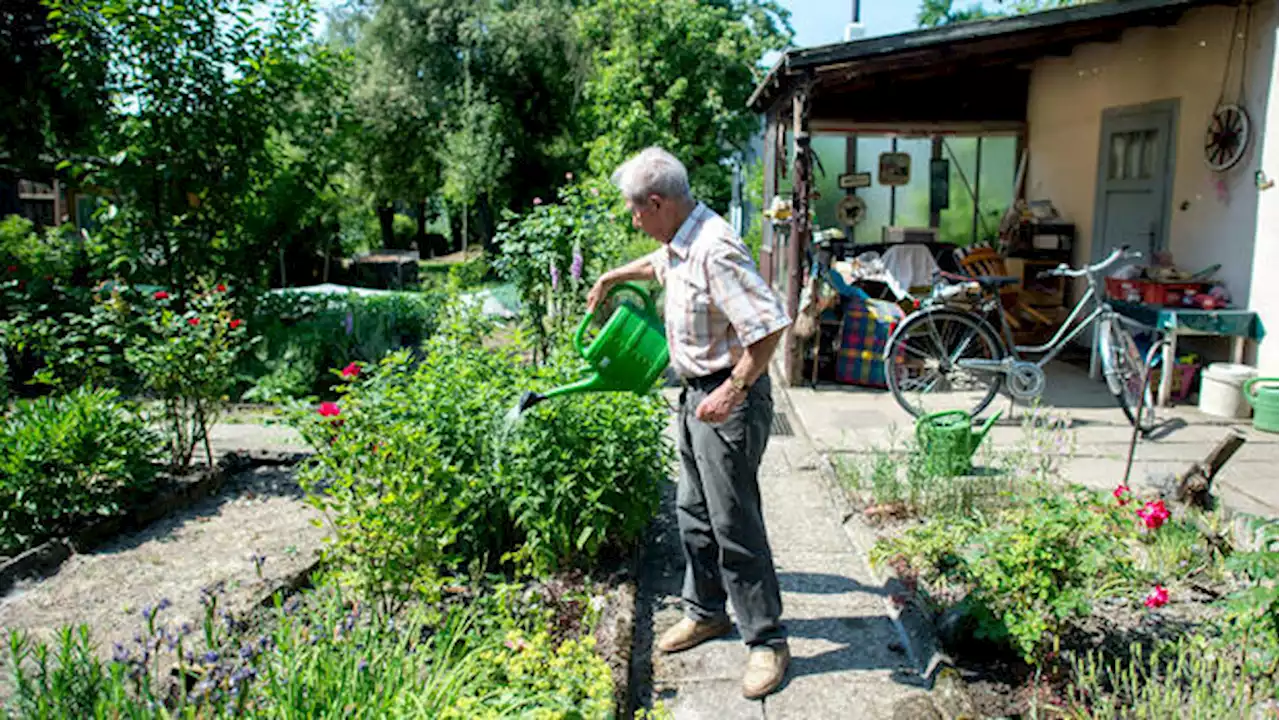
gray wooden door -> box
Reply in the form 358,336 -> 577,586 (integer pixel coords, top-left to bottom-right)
1093,102 -> 1177,262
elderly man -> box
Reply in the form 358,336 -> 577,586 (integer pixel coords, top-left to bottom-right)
587,147 -> 791,699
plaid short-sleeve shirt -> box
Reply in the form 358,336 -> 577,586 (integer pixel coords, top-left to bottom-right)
647,203 -> 791,379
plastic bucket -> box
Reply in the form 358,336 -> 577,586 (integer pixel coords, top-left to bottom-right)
1198,362 -> 1258,419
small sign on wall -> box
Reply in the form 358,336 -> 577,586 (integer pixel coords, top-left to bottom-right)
838,172 -> 872,189
879,152 -> 911,186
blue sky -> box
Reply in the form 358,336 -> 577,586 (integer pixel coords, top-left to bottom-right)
761,0 -> 1011,67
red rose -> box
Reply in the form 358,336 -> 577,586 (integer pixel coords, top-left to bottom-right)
230,319 -> 243,330
341,361 -> 361,379
318,402 -> 341,417
5,265 -> 16,274
1144,585 -> 1169,608
216,284 -> 227,292
188,317 -> 200,326
154,290 -> 170,300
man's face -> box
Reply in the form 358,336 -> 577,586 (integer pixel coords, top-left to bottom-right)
625,195 -> 667,243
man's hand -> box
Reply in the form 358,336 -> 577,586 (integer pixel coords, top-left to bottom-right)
695,382 -> 745,423
586,274 -> 616,313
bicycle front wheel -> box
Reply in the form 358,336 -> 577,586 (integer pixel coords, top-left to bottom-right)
1099,317 -> 1156,431
885,309 -> 1006,418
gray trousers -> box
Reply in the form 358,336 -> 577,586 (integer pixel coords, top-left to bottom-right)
677,374 -> 785,647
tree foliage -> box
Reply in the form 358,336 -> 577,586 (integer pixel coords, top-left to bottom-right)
577,0 -> 791,211
48,0 -> 351,292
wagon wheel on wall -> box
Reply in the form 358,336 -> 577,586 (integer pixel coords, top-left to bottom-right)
1204,103 -> 1250,172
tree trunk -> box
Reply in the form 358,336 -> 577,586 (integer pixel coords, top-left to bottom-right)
461,202 -> 469,255
477,193 -> 495,251
416,199 -> 427,247
376,202 -> 394,249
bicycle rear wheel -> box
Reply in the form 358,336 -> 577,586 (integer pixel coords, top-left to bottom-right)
885,309 -> 1006,418
1099,316 -> 1156,431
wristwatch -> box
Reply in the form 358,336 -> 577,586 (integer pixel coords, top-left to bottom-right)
728,374 -> 749,393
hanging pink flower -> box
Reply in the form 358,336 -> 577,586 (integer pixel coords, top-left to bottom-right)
565,172 -> 574,181
1113,485 -> 1131,505
1144,585 -> 1169,608
1137,500 -> 1170,530
341,362 -> 361,379
317,402 -> 341,418
533,197 -> 542,206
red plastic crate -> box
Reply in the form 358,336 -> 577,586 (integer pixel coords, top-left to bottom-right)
1105,277 -> 1208,306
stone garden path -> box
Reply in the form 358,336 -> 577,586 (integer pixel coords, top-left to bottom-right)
635,387 -> 935,719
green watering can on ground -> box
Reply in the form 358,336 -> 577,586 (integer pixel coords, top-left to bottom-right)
517,282 -> 669,412
915,409 -> 1003,476
1243,377 -> 1279,434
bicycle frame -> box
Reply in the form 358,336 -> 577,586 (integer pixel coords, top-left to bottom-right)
943,249 -> 1146,373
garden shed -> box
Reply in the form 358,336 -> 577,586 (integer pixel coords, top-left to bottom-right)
749,0 -> 1277,388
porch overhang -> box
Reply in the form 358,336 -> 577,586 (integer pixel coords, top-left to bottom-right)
748,0 -> 1244,121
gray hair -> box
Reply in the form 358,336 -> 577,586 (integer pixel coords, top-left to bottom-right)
610,147 -> 693,204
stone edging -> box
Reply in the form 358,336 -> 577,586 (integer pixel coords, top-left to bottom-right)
771,377 -> 980,718
0,450 -> 309,596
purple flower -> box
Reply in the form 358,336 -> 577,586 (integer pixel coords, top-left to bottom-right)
570,251 -> 583,282
549,259 -> 560,291
157,598 -> 172,612
112,643 -> 130,663
343,311 -> 354,336
203,651 -> 219,664
357,658 -> 369,672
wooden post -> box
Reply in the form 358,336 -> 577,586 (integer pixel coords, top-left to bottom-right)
761,110 -> 778,285
785,79 -> 813,386
1176,429 -> 1247,510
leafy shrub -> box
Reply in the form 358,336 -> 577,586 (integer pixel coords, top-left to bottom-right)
494,178 -> 639,360
873,487 -> 1144,662
290,295 -> 670,609
5,574 -> 616,718
239,288 -> 442,403
0,386 -> 161,555
126,281 -> 252,469
1215,519 -> 1278,688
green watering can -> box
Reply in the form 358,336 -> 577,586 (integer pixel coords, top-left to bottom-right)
517,282 -> 669,412
1243,377 -> 1279,434
915,409 -> 1002,476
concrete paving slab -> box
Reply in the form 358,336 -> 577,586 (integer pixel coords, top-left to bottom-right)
772,551 -> 891,608
762,501 -> 854,555
653,678 -> 764,720
763,673 -> 913,719
207,422 -> 311,456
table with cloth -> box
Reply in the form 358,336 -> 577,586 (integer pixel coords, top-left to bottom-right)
1108,301 -> 1265,407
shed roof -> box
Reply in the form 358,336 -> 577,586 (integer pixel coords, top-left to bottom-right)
748,0 -> 1240,113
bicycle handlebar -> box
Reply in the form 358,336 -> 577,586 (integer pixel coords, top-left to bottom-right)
1037,246 -> 1142,279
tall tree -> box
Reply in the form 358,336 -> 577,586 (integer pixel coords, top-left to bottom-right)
49,0 -> 344,291
0,0 -> 106,215
575,0 -> 792,211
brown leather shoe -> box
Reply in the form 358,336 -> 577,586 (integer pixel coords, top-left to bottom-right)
656,617 -> 733,653
742,643 -> 790,699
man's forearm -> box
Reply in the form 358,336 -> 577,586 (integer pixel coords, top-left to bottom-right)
603,255 -> 657,284
731,328 -> 785,386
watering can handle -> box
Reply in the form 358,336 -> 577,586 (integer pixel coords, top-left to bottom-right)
573,282 -> 657,358
915,409 -> 971,445
1242,377 -> 1278,408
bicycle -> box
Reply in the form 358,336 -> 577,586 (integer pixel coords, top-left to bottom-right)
883,246 -> 1156,431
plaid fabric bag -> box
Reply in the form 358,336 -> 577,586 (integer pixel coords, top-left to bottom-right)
834,288 -> 905,388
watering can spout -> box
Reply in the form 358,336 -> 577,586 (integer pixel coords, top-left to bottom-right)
974,410 -> 1003,446
517,391 -> 549,413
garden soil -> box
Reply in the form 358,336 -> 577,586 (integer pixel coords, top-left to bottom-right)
0,464 -> 326,700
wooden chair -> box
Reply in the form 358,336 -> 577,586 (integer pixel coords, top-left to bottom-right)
956,246 -> 1053,330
